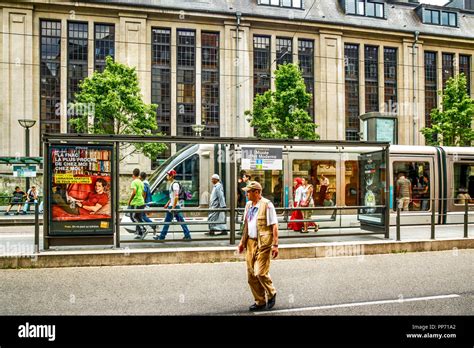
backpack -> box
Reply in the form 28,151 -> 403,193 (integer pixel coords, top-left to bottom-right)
143,182 -> 152,204
175,181 -> 192,201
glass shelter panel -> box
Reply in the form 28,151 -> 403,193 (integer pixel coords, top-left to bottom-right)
392,161 -> 431,211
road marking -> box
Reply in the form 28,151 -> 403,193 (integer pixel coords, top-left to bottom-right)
254,294 -> 461,315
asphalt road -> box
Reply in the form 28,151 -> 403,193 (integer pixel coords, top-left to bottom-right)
0,250 -> 472,315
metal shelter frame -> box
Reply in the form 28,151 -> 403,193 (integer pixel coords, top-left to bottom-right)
42,133 -> 391,249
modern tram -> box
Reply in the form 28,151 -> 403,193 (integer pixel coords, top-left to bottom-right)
129,143 -> 474,232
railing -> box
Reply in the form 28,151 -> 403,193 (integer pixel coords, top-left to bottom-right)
118,205 -> 388,245
395,197 -> 473,241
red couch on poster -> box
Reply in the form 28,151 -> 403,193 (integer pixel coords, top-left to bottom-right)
52,176 -> 112,221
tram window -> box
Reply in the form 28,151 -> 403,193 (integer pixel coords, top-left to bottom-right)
393,161 -> 430,211
292,160 -> 336,206
344,161 -> 360,206
151,154 -> 200,207
238,168 -> 283,207
453,163 -> 474,205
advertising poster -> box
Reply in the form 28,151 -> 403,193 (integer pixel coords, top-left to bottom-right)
49,145 -> 114,235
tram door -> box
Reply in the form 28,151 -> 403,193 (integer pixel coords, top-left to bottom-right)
358,149 -> 388,233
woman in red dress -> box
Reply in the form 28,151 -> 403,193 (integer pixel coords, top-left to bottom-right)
288,177 -> 304,232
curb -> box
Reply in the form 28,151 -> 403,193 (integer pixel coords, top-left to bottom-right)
0,238 -> 472,269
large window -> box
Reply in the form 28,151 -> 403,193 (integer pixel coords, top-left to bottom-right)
344,44 -> 360,140
346,0 -> 384,18
393,161 -> 431,211
459,55 -> 471,96
177,30 -> 196,136
253,35 -> 271,97
298,39 -> 314,120
94,23 -> 115,72
442,53 -> 454,89
365,45 -> 379,113
40,20 -> 61,136
384,47 -> 397,111
424,52 -> 437,129
152,28 -> 171,136
453,163 -> 474,205
276,37 -> 292,66
292,160 -> 337,207
258,0 -> 303,9
201,32 -> 220,137
67,22 -> 88,133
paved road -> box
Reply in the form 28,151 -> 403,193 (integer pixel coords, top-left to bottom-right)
0,250 -> 472,315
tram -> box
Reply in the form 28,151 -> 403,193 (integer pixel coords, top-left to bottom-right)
130,143 -> 474,232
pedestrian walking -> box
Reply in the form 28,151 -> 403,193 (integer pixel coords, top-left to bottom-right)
128,168 -> 147,239
140,171 -> 157,235
153,170 -> 191,240
207,174 -> 227,236
238,181 -> 279,311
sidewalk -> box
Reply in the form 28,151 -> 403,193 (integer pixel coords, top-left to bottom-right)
0,223 -> 472,269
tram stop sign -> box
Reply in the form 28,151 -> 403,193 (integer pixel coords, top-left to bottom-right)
360,112 -> 398,145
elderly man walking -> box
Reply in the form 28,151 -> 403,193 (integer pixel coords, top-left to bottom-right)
207,174 -> 227,236
238,181 -> 279,311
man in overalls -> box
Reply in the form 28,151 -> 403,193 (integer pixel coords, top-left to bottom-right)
238,181 -> 279,311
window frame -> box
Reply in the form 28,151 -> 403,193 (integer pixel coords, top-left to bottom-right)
257,0 -> 304,9
346,0 -> 385,19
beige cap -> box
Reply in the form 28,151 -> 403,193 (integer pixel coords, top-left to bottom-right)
242,181 -> 262,192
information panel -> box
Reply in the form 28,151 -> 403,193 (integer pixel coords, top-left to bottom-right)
241,147 -> 283,170
48,144 -> 114,235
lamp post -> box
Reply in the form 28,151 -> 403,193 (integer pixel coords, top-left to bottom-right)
18,119 -> 36,190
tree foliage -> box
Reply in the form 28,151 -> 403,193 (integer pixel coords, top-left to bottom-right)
421,74 -> 474,146
69,56 -> 166,161
245,63 -> 319,140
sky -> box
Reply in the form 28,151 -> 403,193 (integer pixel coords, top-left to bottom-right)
420,0 -> 449,5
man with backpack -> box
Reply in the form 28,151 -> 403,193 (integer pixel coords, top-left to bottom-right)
153,170 -> 191,240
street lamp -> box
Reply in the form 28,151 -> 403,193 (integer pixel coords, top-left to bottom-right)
18,119 -> 36,190
192,124 -> 206,137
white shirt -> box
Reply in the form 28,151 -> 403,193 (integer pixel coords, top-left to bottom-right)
294,186 -> 305,205
244,199 -> 278,239
169,181 -> 183,206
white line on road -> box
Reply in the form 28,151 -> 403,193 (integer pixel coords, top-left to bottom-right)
255,294 -> 461,315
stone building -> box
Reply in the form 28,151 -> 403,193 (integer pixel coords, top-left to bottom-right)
1,0 -> 473,173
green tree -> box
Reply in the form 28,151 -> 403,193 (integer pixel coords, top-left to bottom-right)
245,63 -> 319,140
421,74 -> 474,146
69,56 -> 166,161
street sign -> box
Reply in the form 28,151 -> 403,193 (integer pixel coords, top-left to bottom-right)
12,165 -> 37,178
241,147 -> 283,170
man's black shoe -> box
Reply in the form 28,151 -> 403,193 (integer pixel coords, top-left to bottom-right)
267,294 -> 276,309
249,303 -> 266,312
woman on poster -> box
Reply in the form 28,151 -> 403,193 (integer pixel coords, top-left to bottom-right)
76,178 -> 110,215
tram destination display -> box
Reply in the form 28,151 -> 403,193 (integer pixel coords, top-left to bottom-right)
241,147 -> 283,170
48,144 -> 114,235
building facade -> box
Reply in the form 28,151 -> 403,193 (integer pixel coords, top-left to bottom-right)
1,0 -> 473,171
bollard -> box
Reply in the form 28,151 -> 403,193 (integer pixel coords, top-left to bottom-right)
396,206 -> 401,241
34,201 -> 40,253
464,199 -> 469,239
431,198 -> 435,240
